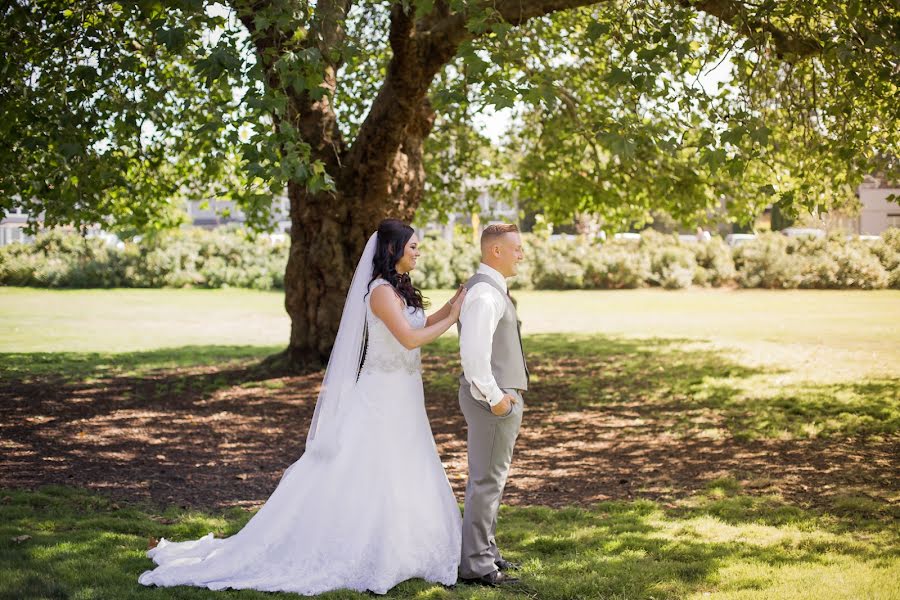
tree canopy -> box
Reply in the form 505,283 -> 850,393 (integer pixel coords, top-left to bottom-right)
503,2 -> 899,229
2,0 -> 897,234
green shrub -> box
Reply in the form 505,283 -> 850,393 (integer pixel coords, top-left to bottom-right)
870,229 -> 900,289
3,226 -> 898,291
641,231 -> 697,290
0,228 -> 287,290
798,240 -> 888,289
732,232 -> 889,290
527,236 -> 588,290
692,237 -> 736,286
733,233 -> 804,289
653,247 -> 696,289
448,235 -> 481,287
533,254 -> 585,289
584,242 -> 650,289
411,236 -> 456,289
0,229 -> 122,287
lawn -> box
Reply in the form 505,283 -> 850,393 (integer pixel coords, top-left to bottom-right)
2,482 -> 897,600
3,288 -> 898,379
1,287 -> 898,599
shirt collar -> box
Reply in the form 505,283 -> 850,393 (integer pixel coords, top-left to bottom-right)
477,262 -> 508,293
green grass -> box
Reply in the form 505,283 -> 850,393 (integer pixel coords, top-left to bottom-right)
1,484 -> 897,600
2,287 -> 898,381
1,287 -> 898,598
2,287 -> 897,442
0,287 -> 287,353
2,332 -> 896,441
0,345 -> 283,381
425,333 -> 900,441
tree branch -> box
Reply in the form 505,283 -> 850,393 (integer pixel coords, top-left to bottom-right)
419,0 -> 602,43
420,0 -> 821,61
341,3 -> 455,195
675,0 -> 822,60
310,0 -> 354,70
342,0 -> 820,206
230,0 -> 352,170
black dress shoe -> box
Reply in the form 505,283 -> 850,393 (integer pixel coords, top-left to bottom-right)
460,569 -> 520,586
495,558 -> 520,571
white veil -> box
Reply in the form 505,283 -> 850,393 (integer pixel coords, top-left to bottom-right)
303,231 -> 378,460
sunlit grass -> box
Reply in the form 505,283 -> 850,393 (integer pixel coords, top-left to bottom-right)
2,287 -> 898,381
1,484 -> 896,600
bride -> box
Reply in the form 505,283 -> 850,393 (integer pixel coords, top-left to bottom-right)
138,219 -> 467,595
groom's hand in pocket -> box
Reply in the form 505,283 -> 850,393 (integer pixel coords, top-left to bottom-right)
491,394 -> 517,417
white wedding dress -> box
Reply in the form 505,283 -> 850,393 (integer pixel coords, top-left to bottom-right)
138,278 -> 462,595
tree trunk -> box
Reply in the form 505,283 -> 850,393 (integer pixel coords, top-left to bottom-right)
770,203 -> 795,232
255,1 -> 452,372
265,95 -> 436,372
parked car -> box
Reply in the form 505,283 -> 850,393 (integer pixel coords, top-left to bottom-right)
84,231 -> 122,247
781,227 -> 826,238
725,233 -> 757,247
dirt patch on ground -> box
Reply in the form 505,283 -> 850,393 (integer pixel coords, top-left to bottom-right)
1,354 -> 897,512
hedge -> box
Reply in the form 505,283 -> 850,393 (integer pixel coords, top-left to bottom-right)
2,227 -> 898,291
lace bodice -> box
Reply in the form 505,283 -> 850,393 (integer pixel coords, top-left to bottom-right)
360,278 -> 426,377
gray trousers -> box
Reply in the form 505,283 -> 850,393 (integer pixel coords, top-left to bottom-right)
458,383 -> 524,579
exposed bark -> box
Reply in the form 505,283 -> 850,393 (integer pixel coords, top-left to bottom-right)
341,4 -> 460,206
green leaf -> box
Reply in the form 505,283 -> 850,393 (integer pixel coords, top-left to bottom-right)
758,184 -> 777,197
155,27 -> 187,51
750,125 -> 771,146
59,143 -> 82,158
721,126 -> 747,145
72,65 -> 98,81
587,21 -> 610,41
605,67 -> 631,86
414,0 -> 434,18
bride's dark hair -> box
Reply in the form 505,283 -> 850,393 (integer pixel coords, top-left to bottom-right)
367,218 -> 427,310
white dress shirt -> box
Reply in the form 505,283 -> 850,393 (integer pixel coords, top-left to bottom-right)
459,263 -> 509,406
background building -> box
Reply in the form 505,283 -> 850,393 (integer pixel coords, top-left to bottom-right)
857,176 -> 900,235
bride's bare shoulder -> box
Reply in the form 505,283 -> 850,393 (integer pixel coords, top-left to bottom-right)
369,281 -> 404,309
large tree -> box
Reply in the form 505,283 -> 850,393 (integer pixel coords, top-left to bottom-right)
1,0 -> 897,367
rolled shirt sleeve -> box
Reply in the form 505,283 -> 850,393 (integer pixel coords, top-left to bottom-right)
459,283 -> 506,406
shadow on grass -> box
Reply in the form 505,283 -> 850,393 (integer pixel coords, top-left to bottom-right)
0,345 -> 321,510
426,333 -> 899,440
423,334 -> 899,511
0,485 -> 896,600
425,332 -> 771,409
1,334 -> 897,513
696,380 -> 900,440
0,344 -> 289,382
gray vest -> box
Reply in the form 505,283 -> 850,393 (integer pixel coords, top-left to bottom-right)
458,273 -> 529,391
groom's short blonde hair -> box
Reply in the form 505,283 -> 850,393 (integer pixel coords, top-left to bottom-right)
480,223 -> 519,250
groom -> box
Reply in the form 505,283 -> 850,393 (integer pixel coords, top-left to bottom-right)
457,223 -> 529,586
